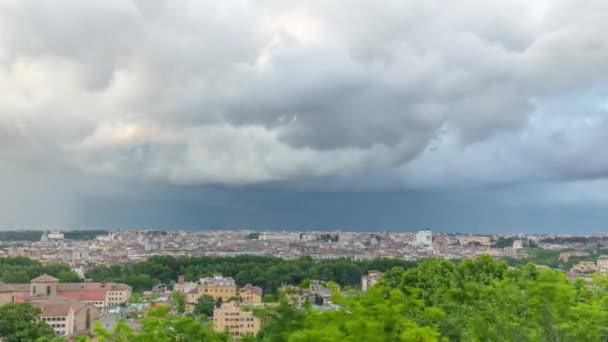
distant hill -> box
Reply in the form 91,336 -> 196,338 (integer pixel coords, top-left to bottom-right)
0,230 -> 109,241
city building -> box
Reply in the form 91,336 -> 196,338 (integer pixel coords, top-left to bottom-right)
512,240 -> 524,250
2,274 -> 131,314
308,280 -> 333,305
186,275 -> 237,311
569,261 -> 598,278
415,230 -> 433,249
598,255 -> 608,272
238,284 -> 263,304
48,231 -> 65,241
41,231 -> 65,242
361,270 -> 383,292
213,301 -> 261,338
174,275 -> 198,295
30,296 -> 100,336
0,275 -> 108,336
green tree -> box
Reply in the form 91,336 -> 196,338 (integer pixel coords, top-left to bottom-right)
0,303 -> 56,342
193,295 -> 216,317
256,299 -> 307,342
170,292 -> 186,314
93,307 -> 229,342
94,319 -> 135,342
129,292 -> 143,304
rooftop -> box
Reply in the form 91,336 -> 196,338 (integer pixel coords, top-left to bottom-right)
0,282 -> 13,293
31,274 -> 59,283
29,296 -> 90,316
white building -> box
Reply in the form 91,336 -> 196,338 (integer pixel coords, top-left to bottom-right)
597,255 -> 608,272
96,232 -> 115,242
512,240 -> 524,250
415,230 -> 433,249
47,231 -> 64,241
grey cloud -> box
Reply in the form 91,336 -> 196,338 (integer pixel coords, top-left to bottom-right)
1,0 -> 608,191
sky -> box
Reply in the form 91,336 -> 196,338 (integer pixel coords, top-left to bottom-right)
1,0 -> 608,233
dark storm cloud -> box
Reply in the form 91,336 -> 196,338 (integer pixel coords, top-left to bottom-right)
2,0 -> 608,228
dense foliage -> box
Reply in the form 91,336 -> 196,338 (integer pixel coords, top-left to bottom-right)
0,230 -> 109,242
504,247 -> 608,270
193,294 -> 216,317
63,230 -> 110,240
92,307 -> 230,342
254,256 -> 608,341
0,303 -> 56,342
540,236 -> 608,244
490,237 -> 536,248
9,255 -> 608,341
0,231 -> 44,242
0,257 -> 82,283
86,255 -> 418,293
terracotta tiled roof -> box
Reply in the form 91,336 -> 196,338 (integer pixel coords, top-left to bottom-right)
6,281 -> 131,298
58,282 -> 131,291
29,296 -> 85,316
240,284 -> 263,296
60,289 -> 106,301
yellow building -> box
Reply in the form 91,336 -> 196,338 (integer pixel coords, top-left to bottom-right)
184,275 -> 264,312
198,275 -> 237,301
238,284 -> 262,304
186,275 -> 237,311
213,301 -> 261,338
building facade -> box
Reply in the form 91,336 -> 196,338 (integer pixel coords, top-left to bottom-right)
415,230 -> 433,249
213,301 -> 261,338
238,284 -> 263,304
361,270 -> 383,292
0,274 -> 130,336
0,275 -> 111,336
598,255 -> 608,272
30,296 -> 100,336
186,275 -> 238,311
183,275 -> 263,312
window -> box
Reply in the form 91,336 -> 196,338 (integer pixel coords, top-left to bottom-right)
46,286 -> 51,295
85,309 -> 91,330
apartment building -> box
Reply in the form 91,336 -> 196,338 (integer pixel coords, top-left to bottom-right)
238,284 -> 263,304
598,255 -> 608,272
182,275 -> 264,312
213,301 -> 261,338
185,275 -> 238,311
198,275 -> 238,301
